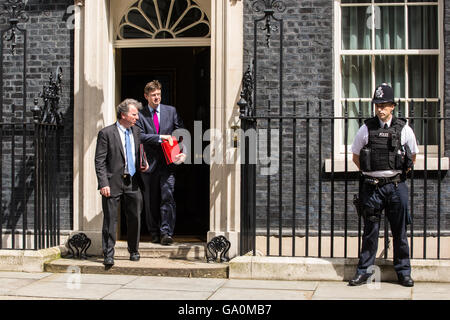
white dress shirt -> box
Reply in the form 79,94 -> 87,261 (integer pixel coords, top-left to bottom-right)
116,122 -> 135,171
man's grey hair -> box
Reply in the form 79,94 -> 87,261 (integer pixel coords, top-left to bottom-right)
117,98 -> 143,119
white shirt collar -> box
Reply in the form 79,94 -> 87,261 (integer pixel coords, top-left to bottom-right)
379,117 -> 393,128
149,104 -> 160,114
116,121 -> 130,133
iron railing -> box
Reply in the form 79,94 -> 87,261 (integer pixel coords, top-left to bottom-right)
239,98 -> 449,260
0,113 -> 62,250
240,0 -> 449,260
0,0 -> 64,250
0,69 -> 64,250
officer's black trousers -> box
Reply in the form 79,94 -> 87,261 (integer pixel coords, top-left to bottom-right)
357,181 -> 411,277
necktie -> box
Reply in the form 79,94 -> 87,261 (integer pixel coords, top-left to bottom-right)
125,129 -> 136,176
384,123 -> 388,129
153,109 -> 159,133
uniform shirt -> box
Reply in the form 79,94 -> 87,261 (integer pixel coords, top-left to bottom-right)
116,121 -> 136,173
351,118 -> 419,178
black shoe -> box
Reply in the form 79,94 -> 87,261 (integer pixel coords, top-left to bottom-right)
348,273 -> 372,286
161,234 -> 173,246
151,234 -> 160,244
130,252 -> 140,261
398,275 -> 414,287
103,257 -> 114,267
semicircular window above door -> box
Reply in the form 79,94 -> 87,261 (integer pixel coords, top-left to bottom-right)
117,0 -> 210,40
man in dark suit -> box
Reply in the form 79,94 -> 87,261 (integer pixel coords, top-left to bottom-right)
136,80 -> 186,245
95,99 -> 144,267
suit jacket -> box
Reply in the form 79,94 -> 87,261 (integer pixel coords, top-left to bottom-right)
95,123 -> 142,197
135,104 -> 184,173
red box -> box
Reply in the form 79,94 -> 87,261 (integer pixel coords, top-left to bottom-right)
161,137 -> 181,165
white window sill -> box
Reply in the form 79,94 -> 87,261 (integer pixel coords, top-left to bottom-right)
324,155 -> 449,173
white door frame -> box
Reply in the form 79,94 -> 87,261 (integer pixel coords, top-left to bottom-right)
73,0 -> 243,258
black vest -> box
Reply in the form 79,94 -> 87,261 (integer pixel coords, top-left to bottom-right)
360,116 -> 407,171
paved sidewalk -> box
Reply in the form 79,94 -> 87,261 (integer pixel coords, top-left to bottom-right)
0,271 -> 449,300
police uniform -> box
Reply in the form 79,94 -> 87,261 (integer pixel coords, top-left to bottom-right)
349,84 -> 418,287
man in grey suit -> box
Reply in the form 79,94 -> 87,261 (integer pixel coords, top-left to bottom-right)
95,99 -> 144,267
136,80 -> 186,246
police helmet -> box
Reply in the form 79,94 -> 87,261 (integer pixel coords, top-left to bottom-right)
372,83 -> 396,106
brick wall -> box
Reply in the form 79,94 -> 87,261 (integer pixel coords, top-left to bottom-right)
0,0 -> 73,234
243,0 -> 450,238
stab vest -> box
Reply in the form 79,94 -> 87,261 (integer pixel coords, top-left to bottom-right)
360,116 -> 407,171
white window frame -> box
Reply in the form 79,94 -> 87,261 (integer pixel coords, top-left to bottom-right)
333,0 -> 444,157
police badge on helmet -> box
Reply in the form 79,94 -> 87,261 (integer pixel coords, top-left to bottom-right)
372,83 -> 396,106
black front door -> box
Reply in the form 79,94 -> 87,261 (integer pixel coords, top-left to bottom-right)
119,47 -> 210,242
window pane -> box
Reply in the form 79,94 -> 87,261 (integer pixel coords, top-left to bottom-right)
408,6 -> 438,49
342,0 -> 370,3
375,6 -> 405,49
408,55 -> 438,98
375,55 -> 405,98
341,55 -> 372,98
342,101 -> 372,145
409,102 -> 439,145
341,6 -> 371,50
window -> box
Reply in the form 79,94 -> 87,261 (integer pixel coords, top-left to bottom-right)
117,0 -> 210,40
335,0 -> 443,151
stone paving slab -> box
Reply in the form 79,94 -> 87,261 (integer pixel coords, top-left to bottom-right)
123,276 -> 226,292
39,273 -> 139,285
223,279 -> 318,291
0,270 -> 449,300
209,287 -> 313,300
0,295 -> 79,300
103,288 -> 213,300
0,271 -> 53,280
412,292 -> 450,300
12,281 -> 123,300
0,278 -> 37,295
411,283 -> 450,300
412,282 -> 450,293
312,281 -> 412,300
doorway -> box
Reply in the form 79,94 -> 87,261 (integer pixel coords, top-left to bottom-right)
118,46 -> 211,242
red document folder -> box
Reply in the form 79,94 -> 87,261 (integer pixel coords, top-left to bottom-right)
161,136 -> 181,165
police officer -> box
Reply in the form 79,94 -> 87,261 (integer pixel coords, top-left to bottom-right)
349,83 -> 418,287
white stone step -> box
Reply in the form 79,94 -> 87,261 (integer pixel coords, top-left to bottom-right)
114,241 -> 207,260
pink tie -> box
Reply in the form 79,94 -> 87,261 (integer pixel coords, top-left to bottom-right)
153,110 -> 159,133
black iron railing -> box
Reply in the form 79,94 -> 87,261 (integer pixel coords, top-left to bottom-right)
239,98 -> 449,260
240,0 -> 448,260
0,71 -> 64,250
0,0 -> 64,250
0,115 -> 61,250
